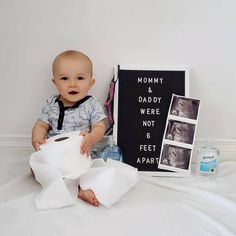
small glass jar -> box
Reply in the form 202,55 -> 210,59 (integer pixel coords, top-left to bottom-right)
100,136 -> 123,162
196,145 -> 220,177
91,136 -> 110,159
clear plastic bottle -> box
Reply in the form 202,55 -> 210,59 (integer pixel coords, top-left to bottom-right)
100,136 -> 123,162
196,141 -> 220,178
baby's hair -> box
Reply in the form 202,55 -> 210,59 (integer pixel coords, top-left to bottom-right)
52,50 -> 93,76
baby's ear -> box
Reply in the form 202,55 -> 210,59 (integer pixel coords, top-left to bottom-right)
90,78 -> 95,86
52,78 -> 55,84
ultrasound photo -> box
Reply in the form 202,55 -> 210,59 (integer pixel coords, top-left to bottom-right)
165,120 -> 195,144
160,144 -> 191,170
170,96 -> 200,120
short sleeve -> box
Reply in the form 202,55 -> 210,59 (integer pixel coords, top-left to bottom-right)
90,98 -> 107,125
38,96 -> 54,125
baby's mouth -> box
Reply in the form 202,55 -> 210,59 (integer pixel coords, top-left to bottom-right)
68,91 -> 78,95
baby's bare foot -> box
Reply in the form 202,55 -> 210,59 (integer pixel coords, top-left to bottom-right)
78,189 -> 99,207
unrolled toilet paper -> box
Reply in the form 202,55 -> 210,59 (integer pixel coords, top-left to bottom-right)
79,159 -> 139,207
30,131 -> 92,209
30,131 -> 139,210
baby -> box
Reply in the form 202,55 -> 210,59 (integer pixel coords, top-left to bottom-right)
161,145 -> 189,169
32,50 -> 106,206
170,97 -> 196,119
166,121 -> 194,144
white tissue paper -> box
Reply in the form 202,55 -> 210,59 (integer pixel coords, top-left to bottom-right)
30,131 -> 139,210
30,131 -> 92,209
79,158 -> 139,207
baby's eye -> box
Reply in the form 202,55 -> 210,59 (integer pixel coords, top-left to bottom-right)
60,77 -> 68,80
171,150 -> 177,157
179,101 -> 184,107
77,76 -> 85,80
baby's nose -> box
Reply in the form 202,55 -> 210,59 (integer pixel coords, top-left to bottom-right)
69,79 -> 78,86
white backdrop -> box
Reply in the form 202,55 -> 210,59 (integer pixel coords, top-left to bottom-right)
0,0 -> 235,140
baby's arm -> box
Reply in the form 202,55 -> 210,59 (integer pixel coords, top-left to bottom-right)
80,120 -> 105,155
32,121 -> 49,151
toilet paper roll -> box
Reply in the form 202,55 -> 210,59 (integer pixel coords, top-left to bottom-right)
30,131 -> 93,209
31,131 -> 93,179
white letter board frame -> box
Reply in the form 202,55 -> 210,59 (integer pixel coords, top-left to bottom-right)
113,65 -> 189,176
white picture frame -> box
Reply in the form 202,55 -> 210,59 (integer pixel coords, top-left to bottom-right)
113,65 -> 190,176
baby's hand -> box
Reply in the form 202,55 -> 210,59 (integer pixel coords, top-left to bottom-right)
80,131 -> 92,156
167,133 -> 174,140
32,139 -> 46,151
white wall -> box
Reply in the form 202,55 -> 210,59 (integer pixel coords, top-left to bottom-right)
0,0 -> 235,140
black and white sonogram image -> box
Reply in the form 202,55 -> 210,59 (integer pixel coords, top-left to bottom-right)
160,145 -> 191,170
165,120 -> 195,144
170,96 -> 200,120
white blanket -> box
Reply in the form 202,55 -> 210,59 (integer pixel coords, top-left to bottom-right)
1,157 -> 236,236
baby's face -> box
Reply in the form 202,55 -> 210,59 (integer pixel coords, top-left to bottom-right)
168,147 -> 184,167
175,123 -> 189,135
53,57 -> 94,106
178,99 -> 192,110
171,98 -> 194,118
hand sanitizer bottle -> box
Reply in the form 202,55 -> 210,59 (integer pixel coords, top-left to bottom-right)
101,136 -> 123,162
196,140 -> 220,178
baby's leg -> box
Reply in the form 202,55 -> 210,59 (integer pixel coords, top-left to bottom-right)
78,189 -> 99,207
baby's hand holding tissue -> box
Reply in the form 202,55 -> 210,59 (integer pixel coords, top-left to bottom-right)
33,132 -> 93,179
79,121 -> 107,156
